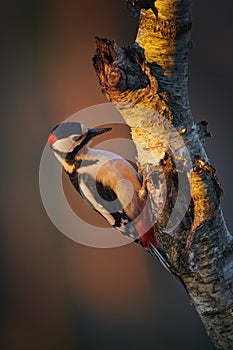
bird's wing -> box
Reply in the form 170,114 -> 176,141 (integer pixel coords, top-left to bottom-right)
76,173 -> 139,240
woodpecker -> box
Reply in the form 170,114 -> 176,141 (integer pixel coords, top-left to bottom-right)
48,122 -> 180,280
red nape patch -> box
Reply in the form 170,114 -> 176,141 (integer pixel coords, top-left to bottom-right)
48,133 -> 57,146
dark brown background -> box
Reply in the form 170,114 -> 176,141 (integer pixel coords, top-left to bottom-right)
1,1 -> 232,349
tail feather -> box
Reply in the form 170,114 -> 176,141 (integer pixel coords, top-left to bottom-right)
148,243 -> 188,292
148,244 -> 173,273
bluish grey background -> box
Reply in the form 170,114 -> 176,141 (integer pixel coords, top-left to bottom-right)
1,1 -> 232,349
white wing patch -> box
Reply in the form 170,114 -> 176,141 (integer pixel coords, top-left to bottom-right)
53,136 -> 75,154
79,178 -> 115,226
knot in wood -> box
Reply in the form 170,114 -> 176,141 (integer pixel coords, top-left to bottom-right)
106,68 -> 122,88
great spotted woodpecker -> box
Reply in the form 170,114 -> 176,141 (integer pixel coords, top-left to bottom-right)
48,122 -> 179,279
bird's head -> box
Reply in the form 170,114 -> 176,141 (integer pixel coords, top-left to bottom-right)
48,122 -> 111,172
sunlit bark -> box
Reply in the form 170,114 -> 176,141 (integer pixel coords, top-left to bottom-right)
93,1 -> 233,349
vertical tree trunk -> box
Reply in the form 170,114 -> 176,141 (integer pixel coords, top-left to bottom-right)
93,1 -> 233,349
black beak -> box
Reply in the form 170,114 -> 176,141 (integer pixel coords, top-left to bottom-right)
87,127 -> 112,139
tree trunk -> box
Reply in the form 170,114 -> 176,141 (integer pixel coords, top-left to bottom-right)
93,1 -> 233,349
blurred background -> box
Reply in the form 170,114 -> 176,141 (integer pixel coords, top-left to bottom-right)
1,0 -> 233,349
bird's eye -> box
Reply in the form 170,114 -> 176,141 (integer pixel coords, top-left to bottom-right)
71,135 -> 81,142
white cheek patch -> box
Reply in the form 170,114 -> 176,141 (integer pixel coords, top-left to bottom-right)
53,136 -> 81,154
53,138 -> 73,154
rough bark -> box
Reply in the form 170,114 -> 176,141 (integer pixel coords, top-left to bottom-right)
92,1 -> 233,349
